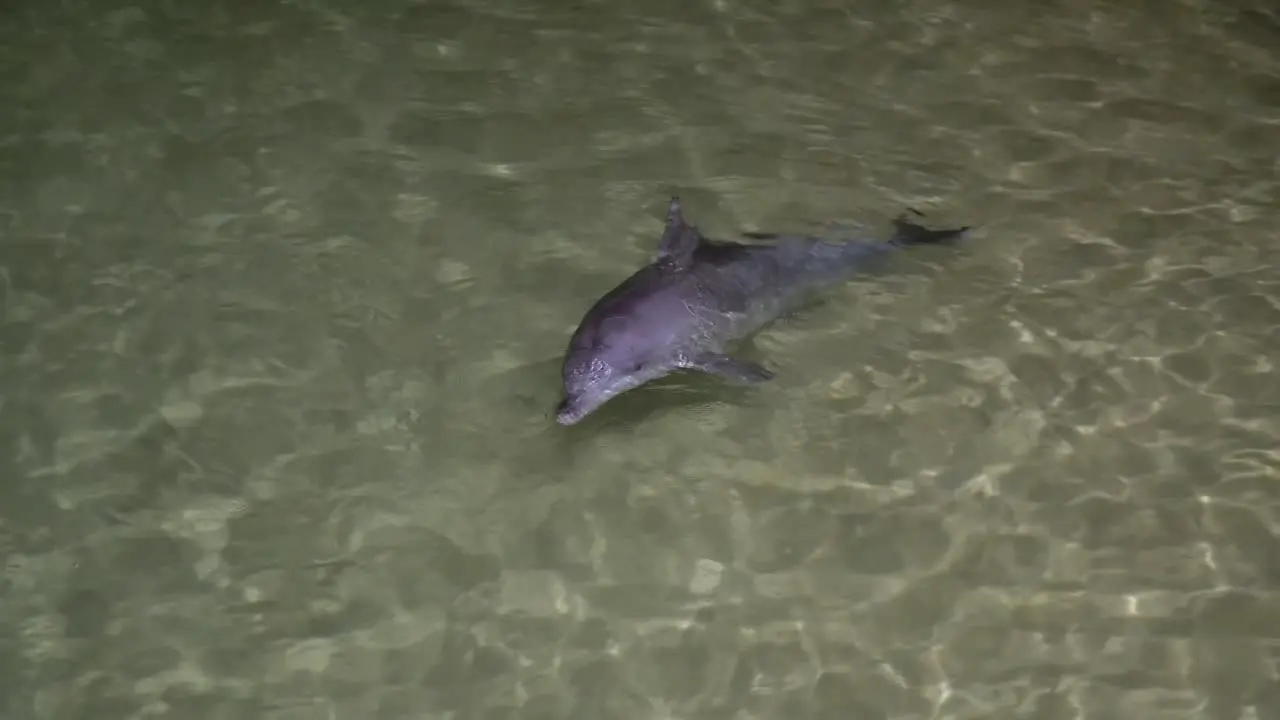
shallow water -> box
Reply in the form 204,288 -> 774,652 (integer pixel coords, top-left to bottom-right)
2,0 -> 1279,718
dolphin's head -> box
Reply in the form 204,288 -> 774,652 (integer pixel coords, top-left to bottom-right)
555,345 -> 658,426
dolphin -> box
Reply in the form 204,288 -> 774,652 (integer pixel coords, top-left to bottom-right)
554,196 -> 971,426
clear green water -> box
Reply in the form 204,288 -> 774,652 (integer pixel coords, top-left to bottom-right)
2,1 -> 1279,718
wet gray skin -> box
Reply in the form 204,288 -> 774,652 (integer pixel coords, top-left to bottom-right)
554,197 -> 971,426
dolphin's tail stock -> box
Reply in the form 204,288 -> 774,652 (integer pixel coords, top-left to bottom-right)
888,208 -> 971,248
744,207 -> 973,290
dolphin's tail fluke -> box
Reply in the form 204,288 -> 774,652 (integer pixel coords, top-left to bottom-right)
889,208 -> 971,247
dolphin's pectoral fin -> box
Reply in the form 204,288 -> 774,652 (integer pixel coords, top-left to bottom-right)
656,196 -> 700,270
890,208 -> 971,247
684,353 -> 775,384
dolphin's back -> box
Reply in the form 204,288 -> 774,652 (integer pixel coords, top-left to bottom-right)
683,236 -> 886,327
691,212 -> 970,323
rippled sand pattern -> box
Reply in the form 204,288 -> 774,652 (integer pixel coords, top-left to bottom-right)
2,0 -> 1279,718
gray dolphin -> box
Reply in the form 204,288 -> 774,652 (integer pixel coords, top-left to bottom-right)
554,197 -> 970,426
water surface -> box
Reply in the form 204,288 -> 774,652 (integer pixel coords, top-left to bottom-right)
2,1 -> 1279,718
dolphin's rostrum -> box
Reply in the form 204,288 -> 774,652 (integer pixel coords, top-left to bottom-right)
555,197 -> 970,426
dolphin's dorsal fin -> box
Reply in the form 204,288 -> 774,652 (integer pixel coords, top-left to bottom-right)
656,196 -> 699,271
